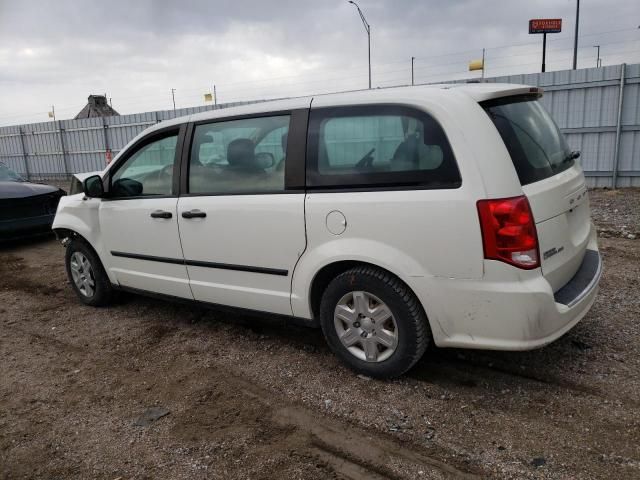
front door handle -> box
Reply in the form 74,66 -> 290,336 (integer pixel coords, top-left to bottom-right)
150,210 -> 172,219
182,209 -> 207,219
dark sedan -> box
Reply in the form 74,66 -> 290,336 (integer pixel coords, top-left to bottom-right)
0,162 -> 66,239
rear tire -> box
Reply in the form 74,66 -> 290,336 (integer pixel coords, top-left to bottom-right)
319,265 -> 430,379
65,238 -> 113,307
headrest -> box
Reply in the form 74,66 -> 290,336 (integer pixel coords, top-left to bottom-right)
227,138 -> 257,169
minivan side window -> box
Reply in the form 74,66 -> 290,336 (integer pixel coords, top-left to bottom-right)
188,115 -> 290,194
110,133 -> 179,197
306,105 -> 461,189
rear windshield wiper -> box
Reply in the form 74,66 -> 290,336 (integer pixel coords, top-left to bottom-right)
562,151 -> 580,164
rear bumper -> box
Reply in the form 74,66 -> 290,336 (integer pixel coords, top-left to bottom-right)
421,230 -> 601,351
553,249 -> 602,307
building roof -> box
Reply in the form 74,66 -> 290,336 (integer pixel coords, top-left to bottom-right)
74,95 -> 119,119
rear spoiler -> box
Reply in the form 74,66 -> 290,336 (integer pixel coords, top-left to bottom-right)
451,84 -> 544,102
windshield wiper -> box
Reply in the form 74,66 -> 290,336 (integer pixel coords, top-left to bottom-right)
563,151 -> 580,163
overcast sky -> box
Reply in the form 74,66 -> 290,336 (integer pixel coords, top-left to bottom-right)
0,0 -> 638,126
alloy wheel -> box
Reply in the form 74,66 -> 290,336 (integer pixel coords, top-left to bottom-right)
333,291 -> 398,362
69,251 -> 96,297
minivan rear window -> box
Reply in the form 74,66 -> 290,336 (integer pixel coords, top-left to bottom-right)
306,105 -> 461,189
483,96 -> 574,186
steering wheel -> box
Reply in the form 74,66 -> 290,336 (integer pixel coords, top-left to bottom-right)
355,148 -> 376,170
112,178 -> 142,197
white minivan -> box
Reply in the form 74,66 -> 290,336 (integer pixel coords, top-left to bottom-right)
53,84 -> 601,378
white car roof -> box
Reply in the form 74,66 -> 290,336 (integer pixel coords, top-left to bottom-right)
144,83 -> 540,133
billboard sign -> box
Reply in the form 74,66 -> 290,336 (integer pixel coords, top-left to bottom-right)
529,19 -> 562,34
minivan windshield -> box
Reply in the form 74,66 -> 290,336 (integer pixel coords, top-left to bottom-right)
483,96 -> 574,185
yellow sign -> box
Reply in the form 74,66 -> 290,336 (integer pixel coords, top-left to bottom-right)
469,59 -> 484,72
204,93 -> 213,102
48,111 -> 54,118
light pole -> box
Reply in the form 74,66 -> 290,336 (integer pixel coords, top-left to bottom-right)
171,88 -> 176,113
572,0 -> 580,69
347,0 -> 371,89
594,45 -> 601,68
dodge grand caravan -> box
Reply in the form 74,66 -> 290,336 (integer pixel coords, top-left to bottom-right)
53,84 -> 601,378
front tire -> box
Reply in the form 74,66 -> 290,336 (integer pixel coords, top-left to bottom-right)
65,238 -> 113,306
319,266 -> 430,379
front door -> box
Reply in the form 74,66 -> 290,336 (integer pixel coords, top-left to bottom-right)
99,126 -> 193,299
177,113 -> 306,315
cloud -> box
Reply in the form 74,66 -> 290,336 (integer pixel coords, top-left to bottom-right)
0,0 -> 638,125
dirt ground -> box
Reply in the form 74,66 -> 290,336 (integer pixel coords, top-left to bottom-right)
1,189 -> 639,480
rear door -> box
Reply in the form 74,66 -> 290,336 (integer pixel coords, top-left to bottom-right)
176,109 -> 308,315
483,96 -> 592,290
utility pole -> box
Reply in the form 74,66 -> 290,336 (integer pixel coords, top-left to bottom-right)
411,57 -> 415,85
51,105 -> 56,122
572,0 -> 580,69
171,88 -> 176,112
481,48 -> 486,78
213,85 -> 217,106
594,45 -> 601,67
347,1 -> 371,89
542,33 -> 547,72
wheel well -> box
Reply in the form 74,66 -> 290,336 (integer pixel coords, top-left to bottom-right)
53,228 -> 93,244
53,227 -> 79,241
53,228 -> 95,254
310,260 -> 404,320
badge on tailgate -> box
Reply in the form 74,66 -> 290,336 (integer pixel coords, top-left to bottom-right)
543,245 -> 565,260
567,186 -> 588,210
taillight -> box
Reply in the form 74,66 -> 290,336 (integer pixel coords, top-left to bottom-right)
477,195 -> 540,269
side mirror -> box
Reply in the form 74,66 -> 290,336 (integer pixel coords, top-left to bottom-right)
83,175 -> 104,198
255,151 -> 275,169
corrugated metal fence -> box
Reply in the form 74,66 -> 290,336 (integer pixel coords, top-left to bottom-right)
0,100 -> 261,181
1,63 -> 639,187
446,63 -> 640,187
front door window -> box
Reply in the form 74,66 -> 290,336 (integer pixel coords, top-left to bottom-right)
111,133 -> 179,197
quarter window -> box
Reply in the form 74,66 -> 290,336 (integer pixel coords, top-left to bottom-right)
110,133 -> 179,197
307,106 -> 460,189
189,115 -> 290,194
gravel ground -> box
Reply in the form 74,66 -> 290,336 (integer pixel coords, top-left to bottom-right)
590,188 -> 640,239
0,189 -> 639,479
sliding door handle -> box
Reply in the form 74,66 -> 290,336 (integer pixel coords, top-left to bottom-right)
182,209 -> 207,219
150,210 -> 173,219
